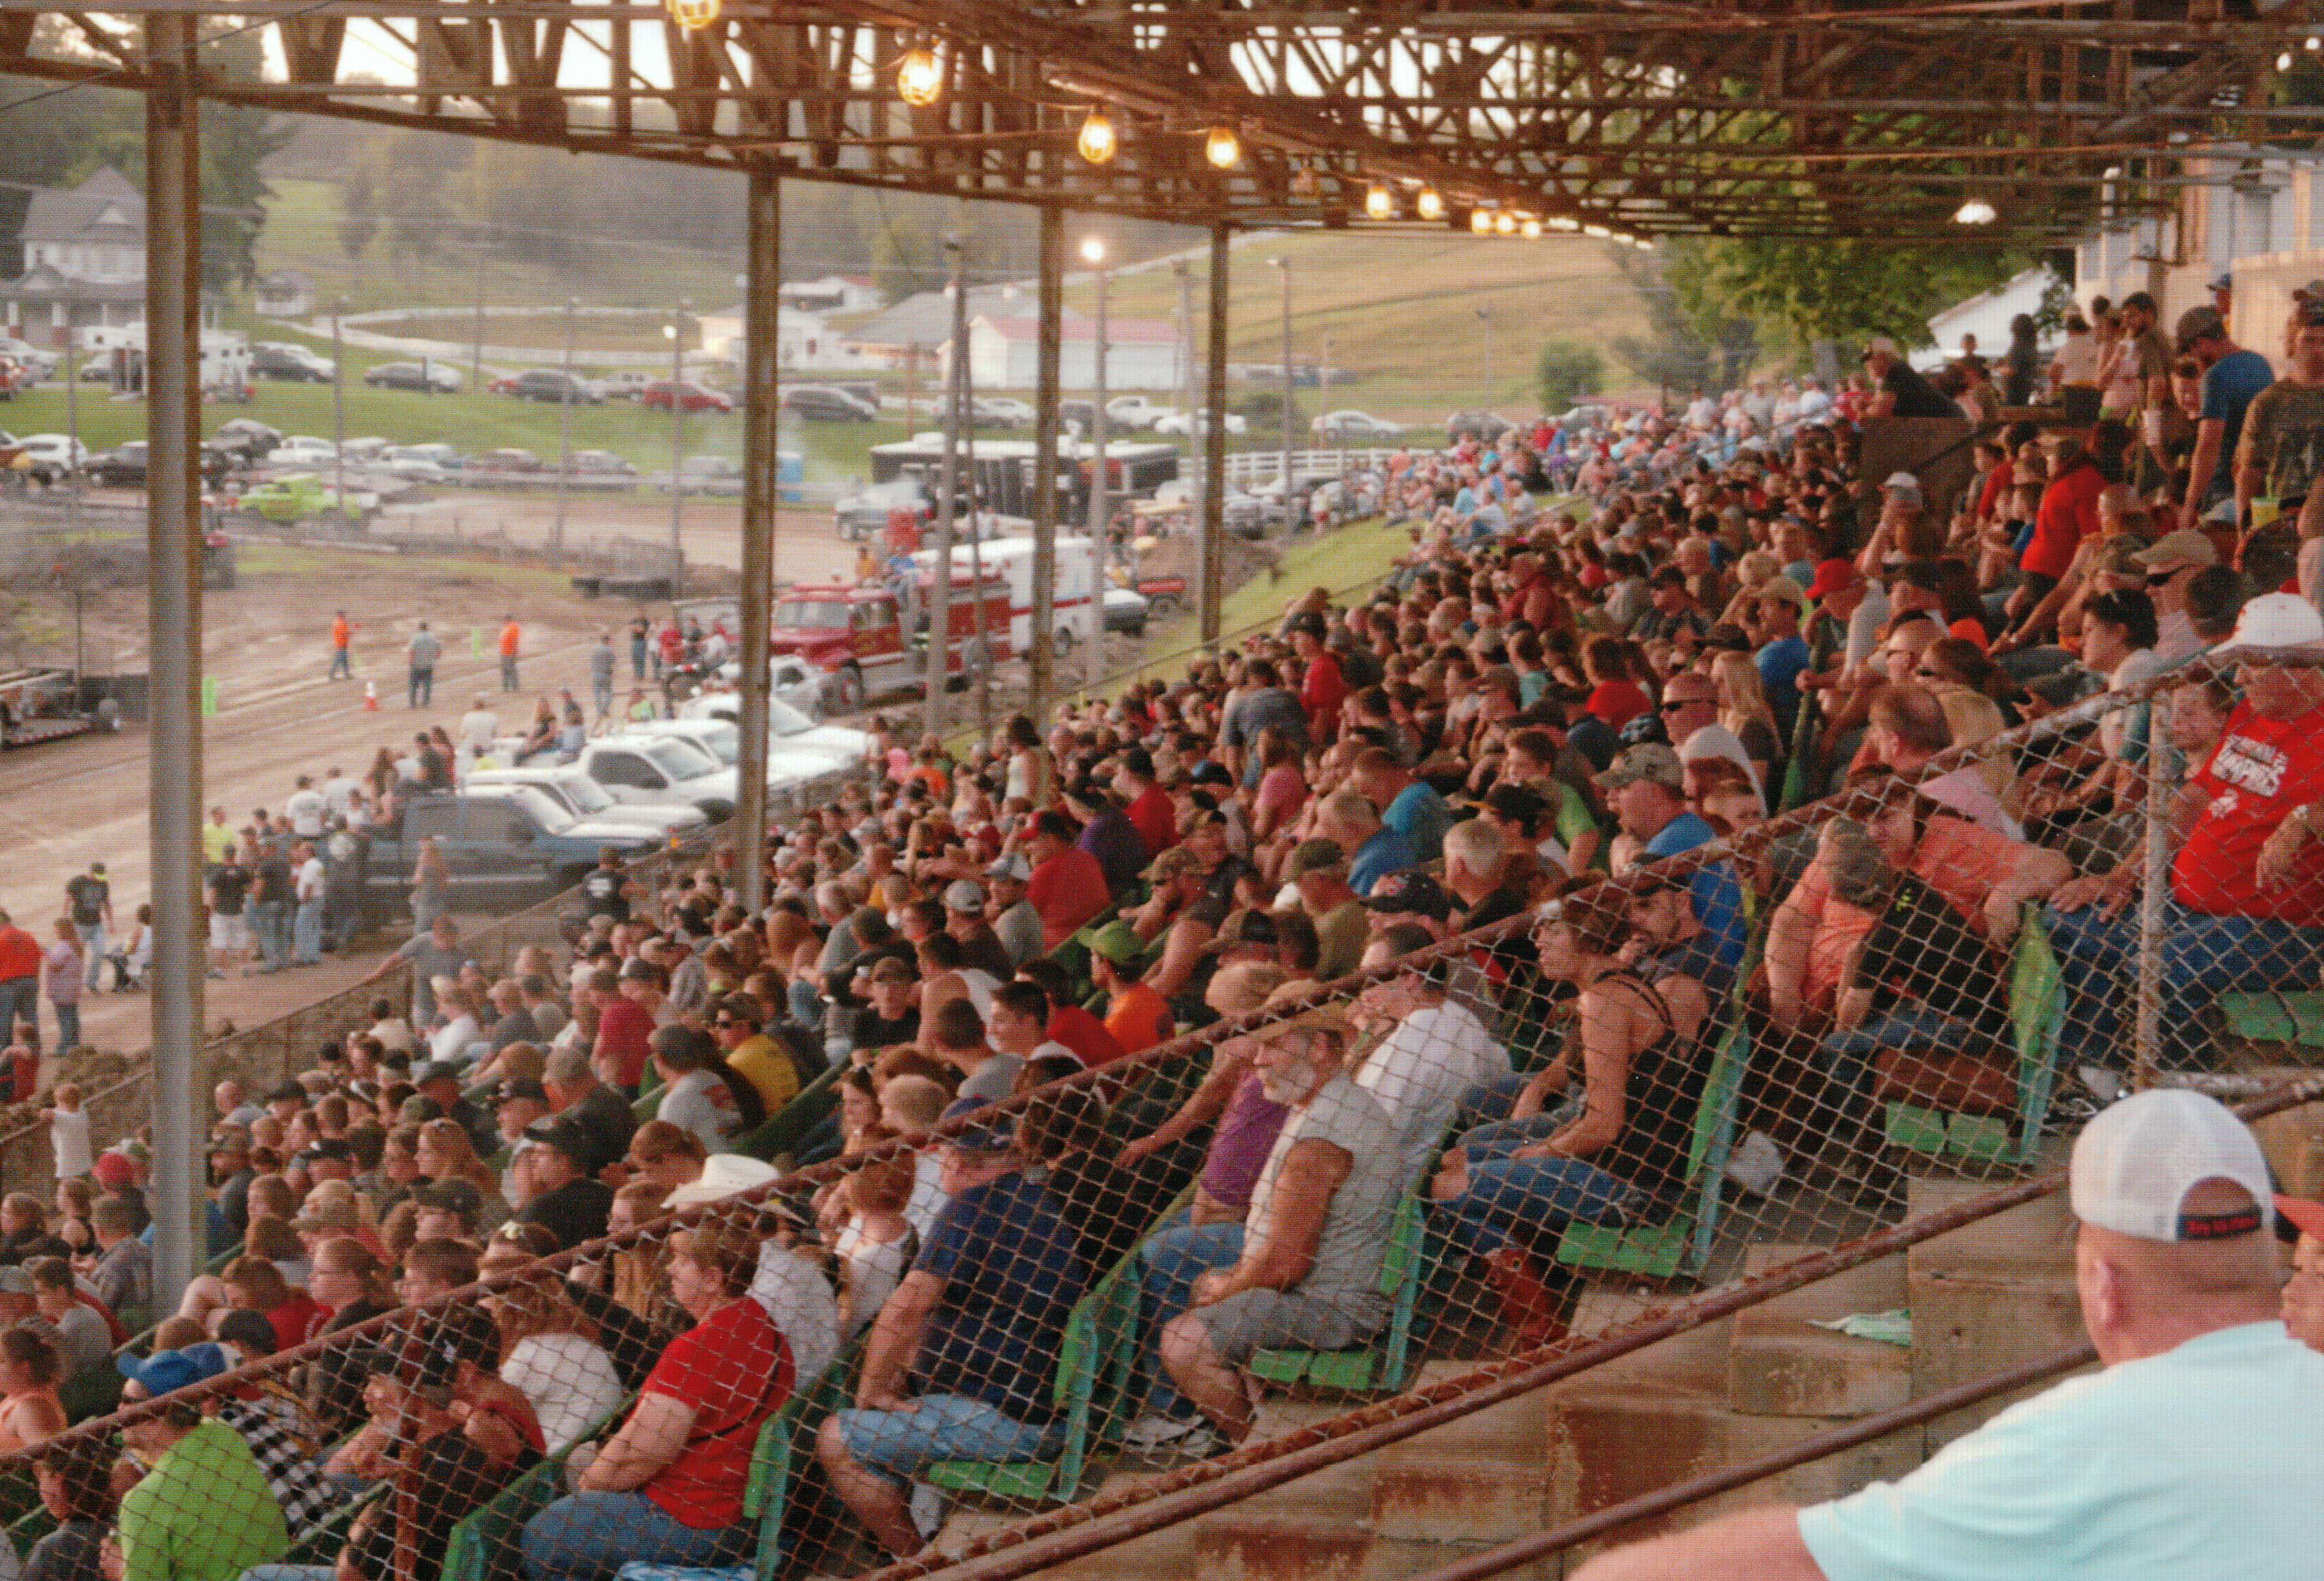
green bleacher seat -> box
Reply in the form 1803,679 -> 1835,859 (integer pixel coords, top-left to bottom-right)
1884,902 -> 2066,1167
922,1253 -> 1142,1502
731,1061 -> 844,1164
2220,990 -> 2324,1050
442,1402 -> 629,1581
1248,1189 -> 1431,1393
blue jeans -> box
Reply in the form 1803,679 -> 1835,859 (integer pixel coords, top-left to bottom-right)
291,900 -> 324,965
1136,1215 -> 1246,1421
1819,1004 -> 1983,1099
74,921 -> 105,991
1431,1156 -> 1635,1259
1455,1099 -> 1579,1164
2044,900 -> 2324,1070
522,1492 -> 752,1581
836,1395 -> 1062,1487
1451,1073 -> 1529,1136
328,645 -> 351,679
251,902 -> 290,969
243,1565 -> 332,1581
48,999 -> 80,1054
0,978 -> 32,1040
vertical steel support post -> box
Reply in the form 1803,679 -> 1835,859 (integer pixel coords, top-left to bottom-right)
1085,253 -> 1108,696
923,234 -> 966,737
144,12 -> 205,1315
1201,225 -> 1231,648
1028,209 -> 1065,721
2134,688 -> 2174,1086
735,171 -> 780,911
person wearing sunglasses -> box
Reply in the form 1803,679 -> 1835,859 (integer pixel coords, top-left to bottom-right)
2132,529 -> 2217,662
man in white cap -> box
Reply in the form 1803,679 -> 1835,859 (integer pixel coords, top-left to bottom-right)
1574,1088 -> 2324,1581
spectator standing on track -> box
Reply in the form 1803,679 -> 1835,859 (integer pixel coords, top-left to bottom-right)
406,621 -> 441,709
40,921 -> 80,1055
289,840 -> 326,968
499,614 -> 523,692
327,609 -> 353,681
62,863 -> 109,997
590,632 -> 616,721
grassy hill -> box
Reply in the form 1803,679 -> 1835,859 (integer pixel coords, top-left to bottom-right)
1057,230 -> 1655,421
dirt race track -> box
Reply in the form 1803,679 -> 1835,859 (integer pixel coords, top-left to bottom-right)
0,499 -> 864,1062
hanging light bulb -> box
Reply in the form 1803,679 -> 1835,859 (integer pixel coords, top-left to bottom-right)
1077,108 -> 1119,164
1470,207 -> 1495,234
897,44 -> 943,107
1521,216 -> 1543,239
1494,209 -> 1517,235
1583,222 -> 1611,238
2280,49 -> 2295,71
1953,197 -> 1998,225
1364,183 -> 1395,221
2307,32 -> 2321,49
1204,126 -> 1242,169
1415,187 -> 1445,221
665,0 -> 720,29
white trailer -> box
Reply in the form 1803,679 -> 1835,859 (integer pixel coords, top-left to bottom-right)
911,533 -> 1100,660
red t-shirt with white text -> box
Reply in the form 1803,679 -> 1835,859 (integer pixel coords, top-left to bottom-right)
641,1296 -> 794,1530
2172,702 -> 2324,925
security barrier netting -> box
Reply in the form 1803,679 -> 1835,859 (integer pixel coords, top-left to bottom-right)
8,649 -> 2321,1581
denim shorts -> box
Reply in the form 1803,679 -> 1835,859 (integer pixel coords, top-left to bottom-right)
837,1394 -> 1060,1484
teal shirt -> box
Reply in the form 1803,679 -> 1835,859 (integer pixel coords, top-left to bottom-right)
1799,1322 -> 2324,1581
120,1417 -> 290,1581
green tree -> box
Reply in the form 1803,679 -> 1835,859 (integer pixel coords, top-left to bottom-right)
338,166 -> 378,262
1536,338 -> 1604,411
1682,236 -> 2025,364
1605,243 -> 1756,397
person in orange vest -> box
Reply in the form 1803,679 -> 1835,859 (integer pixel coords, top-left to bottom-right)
498,614 -> 522,692
327,609 -> 353,681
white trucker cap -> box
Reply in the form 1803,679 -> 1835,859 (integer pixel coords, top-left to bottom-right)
2069,1088 -> 2273,1243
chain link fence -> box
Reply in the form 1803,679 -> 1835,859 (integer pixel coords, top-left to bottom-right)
0,652 -> 2315,1581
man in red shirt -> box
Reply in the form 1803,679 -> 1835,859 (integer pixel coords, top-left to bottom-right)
1023,811 -> 1109,949
2003,433 -> 2104,632
1292,618 -> 1347,743
0,910 -> 39,1048
590,963 -> 658,1094
2047,593 -> 2324,1072
1113,747 -> 1178,860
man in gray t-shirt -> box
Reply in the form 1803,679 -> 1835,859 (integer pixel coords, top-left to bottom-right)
368,915 -> 473,1026
1159,1006 -> 1400,1443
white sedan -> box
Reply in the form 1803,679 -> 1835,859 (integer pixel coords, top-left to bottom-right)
1311,409 -> 1404,441
1152,410 -> 1249,436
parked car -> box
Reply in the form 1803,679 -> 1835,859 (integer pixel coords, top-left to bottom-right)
84,441 -> 236,488
7,433 -> 82,482
381,444 -> 458,482
783,384 -> 878,421
653,455 -> 745,497
688,659 -> 829,719
464,765 -> 707,838
1102,586 -> 1151,635
642,380 -> 733,414
364,361 -> 464,393
571,449 -> 639,476
835,476 -> 941,541
251,343 -> 334,382
1104,395 -> 1174,429
211,419 -> 283,459
234,475 -> 376,525
970,397 -> 1034,429
600,372 -> 656,400
1445,410 -> 1516,445
270,436 -> 339,468
355,785 -> 660,924
1152,409 -> 1249,436
670,692 -> 876,767
1312,409 -> 1404,442
489,369 -> 605,404
618,717 -> 847,797
475,447 -> 545,472
565,735 -> 740,821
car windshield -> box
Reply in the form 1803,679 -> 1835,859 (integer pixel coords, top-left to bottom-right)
775,599 -> 853,630
673,722 -> 737,764
552,773 -> 614,813
644,739 -> 719,781
767,698 -> 818,734
507,785 -> 576,833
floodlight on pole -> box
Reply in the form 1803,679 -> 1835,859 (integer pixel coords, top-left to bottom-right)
1077,108 -> 1119,164
1080,236 -> 1108,267
1204,126 -> 1242,169
897,44 -> 943,107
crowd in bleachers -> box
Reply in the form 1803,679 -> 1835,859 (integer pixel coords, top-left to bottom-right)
0,334 -> 2319,1580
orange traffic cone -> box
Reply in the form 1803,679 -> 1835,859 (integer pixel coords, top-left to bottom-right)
362,681 -> 379,712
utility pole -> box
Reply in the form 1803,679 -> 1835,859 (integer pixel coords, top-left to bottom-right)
1082,235 -> 1109,698
555,295 -> 576,556
924,235 -> 965,737
1027,211 -> 1064,722
665,298 -> 690,596
63,298 -> 80,536
469,246 -> 485,391
1268,256 -> 1294,533
957,315 -> 993,743
330,296 -> 348,518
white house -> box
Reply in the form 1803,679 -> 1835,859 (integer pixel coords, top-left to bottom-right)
0,166 -> 220,347
958,313 -> 1184,391
694,303 -> 875,372
254,268 -> 317,318
779,274 -> 882,315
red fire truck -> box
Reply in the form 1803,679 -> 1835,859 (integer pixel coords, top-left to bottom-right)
769,569 -> 1013,711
